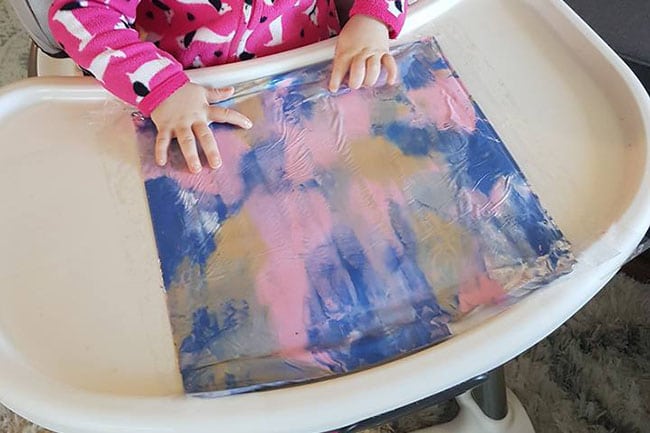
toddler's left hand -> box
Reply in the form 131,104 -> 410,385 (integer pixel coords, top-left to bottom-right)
329,15 -> 398,92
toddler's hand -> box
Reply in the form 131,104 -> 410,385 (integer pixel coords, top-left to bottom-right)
329,15 -> 398,92
151,83 -> 252,173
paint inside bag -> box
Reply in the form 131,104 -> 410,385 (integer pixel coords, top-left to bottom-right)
135,39 -> 575,396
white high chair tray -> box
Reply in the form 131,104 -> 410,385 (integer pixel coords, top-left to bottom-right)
1,0 -> 649,432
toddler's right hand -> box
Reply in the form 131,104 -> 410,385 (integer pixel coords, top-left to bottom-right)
151,83 -> 253,173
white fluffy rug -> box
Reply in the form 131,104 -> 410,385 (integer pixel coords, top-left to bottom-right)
0,0 -> 29,87
0,2 -> 648,432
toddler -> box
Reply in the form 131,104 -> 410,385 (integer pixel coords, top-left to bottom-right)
48,0 -> 407,172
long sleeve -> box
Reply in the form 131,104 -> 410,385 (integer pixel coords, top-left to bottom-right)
348,0 -> 407,39
48,0 -> 189,115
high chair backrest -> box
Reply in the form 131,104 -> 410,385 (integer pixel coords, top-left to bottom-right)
8,0 -> 65,57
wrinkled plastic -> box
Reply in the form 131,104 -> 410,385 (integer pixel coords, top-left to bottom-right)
135,39 -> 575,396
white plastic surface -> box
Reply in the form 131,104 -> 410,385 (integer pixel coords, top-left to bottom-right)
1,0 -> 649,432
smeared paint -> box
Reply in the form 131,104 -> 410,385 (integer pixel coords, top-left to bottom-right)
145,176 -> 218,287
381,122 -> 439,156
406,70 -> 477,132
136,39 -> 575,396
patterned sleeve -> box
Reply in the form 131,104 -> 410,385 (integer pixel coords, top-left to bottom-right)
348,0 -> 407,39
48,0 -> 189,115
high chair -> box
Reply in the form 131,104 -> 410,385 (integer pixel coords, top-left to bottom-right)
2,1 -> 650,432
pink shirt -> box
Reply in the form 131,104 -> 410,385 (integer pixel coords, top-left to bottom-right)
48,0 -> 407,115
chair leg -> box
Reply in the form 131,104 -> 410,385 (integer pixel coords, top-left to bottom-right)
331,374 -> 488,433
28,42 -> 38,78
471,367 -> 508,421
411,387 -> 535,433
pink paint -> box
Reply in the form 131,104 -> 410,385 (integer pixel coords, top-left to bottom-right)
312,350 -> 340,370
282,121 -> 343,184
259,93 -> 290,138
458,176 -> 512,220
346,179 -> 403,266
141,128 -> 249,204
459,188 -> 485,219
488,176 -> 511,216
458,240 -> 506,313
247,187 -> 334,362
407,71 -> 476,132
334,91 -> 372,138
458,273 -> 506,314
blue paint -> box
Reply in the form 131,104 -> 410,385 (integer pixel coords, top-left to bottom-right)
225,197 -> 246,217
282,90 -> 314,121
145,177 -> 185,287
431,56 -> 449,72
464,105 -> 516,194
388,201 -> 417,255
222,300 -> 250,330
506,189 -> 557,256
312,169 -> 338,199
299,179 -> 320,190
436,129 -> 469,167
387,201 -> 451,323
379,122 -> 439,156
305,231 -> 384,363
239,149 -> 266,196
455,104 -> 561,255
177,301 -> 256,393
306,316 -> 348,348
384,246 -> 401,272
402,53 -> 436,90
180,307 -> 222,353
305,244 -> 357,317
305,219 -> 451,373
240,138 -> 288,196
332,228 -> 374,307
145,176 -> 215,287
209,122 -> 236,132
214,194 -> 228,220
224,373 -> 238,389
181,367 -> 216,394
435,107 -> 562,257
349,334 -> 394,365
400,50 -> 451,90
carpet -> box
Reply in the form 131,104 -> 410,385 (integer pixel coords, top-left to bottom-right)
0,0 -> 29,87
0,2 -> 648,432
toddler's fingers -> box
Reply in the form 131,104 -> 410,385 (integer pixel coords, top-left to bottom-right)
155,130 -> 172,166
382,54 -> 398,86
348,54 -> 367,90
329,55 -> 350,92
208,106 -> 253,129
193,122 -> 222,169
176,127 -> 202,173
206,86 -> 235,103
364,55 -> 381,87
